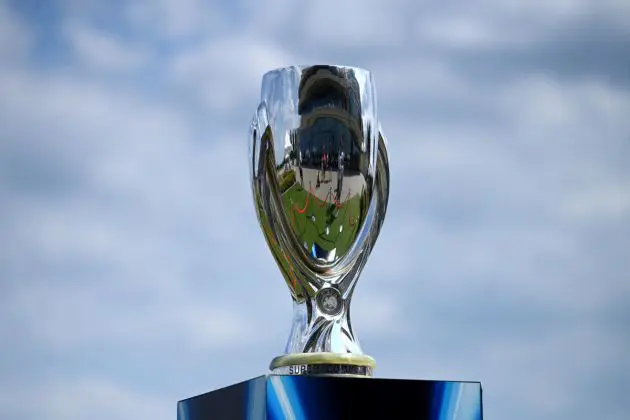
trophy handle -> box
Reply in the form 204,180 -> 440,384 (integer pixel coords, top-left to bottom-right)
336,125 -> 390,298
374,125 -> 390,236
250,103 -> 291,291
249,102 -> 315,301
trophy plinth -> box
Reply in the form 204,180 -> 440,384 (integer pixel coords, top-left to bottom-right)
178,376 -> 483,420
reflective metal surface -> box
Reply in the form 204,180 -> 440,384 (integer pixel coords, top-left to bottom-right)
249,65 -> 389,375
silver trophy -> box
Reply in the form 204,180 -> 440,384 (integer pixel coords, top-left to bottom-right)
249,65 -> 390,377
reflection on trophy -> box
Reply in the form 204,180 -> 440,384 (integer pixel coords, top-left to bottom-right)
249,65 -> 390,377
177,65 -> 483,420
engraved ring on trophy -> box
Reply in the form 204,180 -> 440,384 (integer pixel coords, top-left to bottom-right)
248,65 -> 390,377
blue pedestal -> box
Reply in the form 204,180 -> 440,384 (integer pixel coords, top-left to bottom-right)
178,375 -> 483,419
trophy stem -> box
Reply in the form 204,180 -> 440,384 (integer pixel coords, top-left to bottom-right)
269,298 -> 375,377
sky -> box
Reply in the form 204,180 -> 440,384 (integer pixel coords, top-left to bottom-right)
0,0 -> 629,419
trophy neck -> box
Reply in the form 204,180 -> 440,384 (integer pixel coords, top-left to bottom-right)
266,296 -> 375,377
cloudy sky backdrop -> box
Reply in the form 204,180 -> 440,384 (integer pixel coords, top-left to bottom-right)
1,1 -> 629,419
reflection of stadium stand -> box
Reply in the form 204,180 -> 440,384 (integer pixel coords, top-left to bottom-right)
290,66 -> 367,175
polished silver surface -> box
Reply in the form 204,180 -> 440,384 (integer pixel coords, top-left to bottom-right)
249,65 -> 389,374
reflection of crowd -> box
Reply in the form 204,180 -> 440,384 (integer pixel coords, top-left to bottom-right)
337,150 -> 344,202
291,65 -> 365,203
297,130 -> 357,172
298,150 -> 304,188
316,147 -> 328,188
295,137 -> 348,202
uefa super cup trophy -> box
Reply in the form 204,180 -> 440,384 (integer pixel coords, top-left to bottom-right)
248,65 -> 390,377
177,65 -> 483,420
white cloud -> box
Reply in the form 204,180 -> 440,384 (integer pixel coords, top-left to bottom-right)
500,76 -> 630,132
506,0 -> 630,23
413,0 -> 630,50
557,182 -> 630,223
63,21 -> 149,72
0,378 -> 170,420
298,0 -> 408,46
124,0 -> 227,41
169,35 -> 297,113
0,2 -> 31,63
0,64 -> 274,356
6,277 -> 264,351
416,14 -> 534,48
352,292 -> 404,337
370,56 -> 472,102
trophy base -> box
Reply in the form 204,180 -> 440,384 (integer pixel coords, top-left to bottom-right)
178,375 -> 483,420
269,352 -> 376,377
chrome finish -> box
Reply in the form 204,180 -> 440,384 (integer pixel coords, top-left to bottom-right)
249,65 -> 389,375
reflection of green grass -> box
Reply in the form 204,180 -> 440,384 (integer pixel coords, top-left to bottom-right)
282,183 -> 362,259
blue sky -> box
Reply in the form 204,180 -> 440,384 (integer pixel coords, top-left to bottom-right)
1,1 -> 629,419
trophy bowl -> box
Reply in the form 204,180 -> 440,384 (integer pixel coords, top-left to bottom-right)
249,65 -> 390,377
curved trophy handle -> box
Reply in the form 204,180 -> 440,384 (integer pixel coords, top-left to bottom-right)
250,102 -> 290,291
249,102 -> 316,302
336,125 -> 389,298
374,125 -> 390,239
